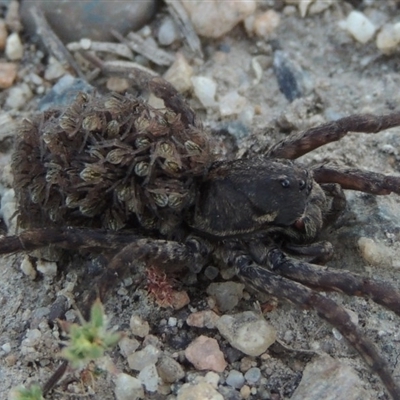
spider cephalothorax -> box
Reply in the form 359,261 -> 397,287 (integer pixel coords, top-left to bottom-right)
3,70 -> 400,398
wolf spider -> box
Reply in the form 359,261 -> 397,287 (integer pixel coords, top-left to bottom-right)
2,70 -> 400,398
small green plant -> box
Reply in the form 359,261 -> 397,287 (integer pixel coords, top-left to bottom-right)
10,299 -> 122,399
60,298 -> 122,368
8,384 -> 44,400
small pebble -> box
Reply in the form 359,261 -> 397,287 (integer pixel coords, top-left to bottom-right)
164,53 -> 193,93
157,355 -> 185,383
216,311 -> 276,356
106,77 -> 129,93
226,369 -> 245,389
218,91 -> 247,117
44,57 -> 67,81
244,367 -> 261,384
273,50 -> 304,102
20,255 -> 37,280
5,83 -> 33,109
2,342 -> 11,354
182,0 -> 256,38
128,344 -> 161,371
130,314 -> 150,338
191,76 -> 217,107
21,0 -> 157,42
204,371 -> 220,388
36,260 -> 57,277
114,373 -> 144,400
170,290 -> 190,310
185,335 -> 227,372
206,281 -> 244,312
5,32 -> 23,61
186,310 -> 220,329
332,328 -> 343,341
0,19 -> 7,50
119,337 -> 140,358
341,11 -> 376,44
158,17 -> 180,46
22,329 -> 42,347
168,317 -> 177,327
138,364 -> 159,392
376,23 -> 400,53
357,237 -> 393,267
0,62 -> 15,89
240,385 -> 251,399
204,265 -> 220,280
247,10 -> 280,37
291,355 -> 370,400
177,381 -> 223,400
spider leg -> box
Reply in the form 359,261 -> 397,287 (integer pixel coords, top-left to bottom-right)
267,112 -> 400,159
313,165 -> 400,195
268,247 -> 400,317
283,241 -> 333,264
85,235 -> 212,306
0,227 -> 143,254
230,251 -> 400,400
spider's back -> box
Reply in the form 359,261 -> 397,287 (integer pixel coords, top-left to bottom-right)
13,91 -> 213,235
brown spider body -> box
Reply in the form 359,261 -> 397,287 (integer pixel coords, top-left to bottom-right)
3,71 -> 400,398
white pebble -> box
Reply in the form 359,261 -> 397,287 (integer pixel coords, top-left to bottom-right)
216,311 -> 276,356
5,83 -> 33,109
332,328 -> 343,341
218,91 -> 247,117
22,329 -> 42,347
128,345 -> 161,371
20,255 -> 37,280
181,0 -> 256,38
164,53 -> 193,93
204,371 -> 220,388
168,317 -> 177,327
376,23 -> 400,53
36,260 -> 58,277
191,76 -> 217,107
5,32 -> 23,60
357,237 -> 393,267
177,381 -> 224,400
119,336 -> 140,358
114,373 -> 144,400
44,57 -> 66,81
79,38 -> 92,50
248,10 -> 281,37
2,342 -> 11,353
130,314 -> 150,337
138,364 -> 159,392
342,11 -> 376,44
158,17 -> 179,46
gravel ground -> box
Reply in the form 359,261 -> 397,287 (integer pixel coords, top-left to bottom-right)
1,1 -> 400,399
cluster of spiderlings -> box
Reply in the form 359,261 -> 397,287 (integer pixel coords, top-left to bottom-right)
13,91 -> 212,234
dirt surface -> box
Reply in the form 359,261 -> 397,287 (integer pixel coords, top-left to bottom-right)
1,1 -> 400,399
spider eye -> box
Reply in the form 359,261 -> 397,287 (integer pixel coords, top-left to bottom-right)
299,180 -> 306,190
280,179 -> 290,188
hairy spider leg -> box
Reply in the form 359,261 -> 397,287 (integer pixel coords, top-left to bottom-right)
228,250 -> 400,400
267,112 -> 400,160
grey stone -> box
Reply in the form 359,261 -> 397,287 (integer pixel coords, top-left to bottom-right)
20,0 -> 157,43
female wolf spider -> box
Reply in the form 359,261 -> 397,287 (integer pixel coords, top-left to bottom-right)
2,70 -> 400,398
